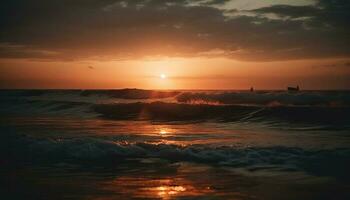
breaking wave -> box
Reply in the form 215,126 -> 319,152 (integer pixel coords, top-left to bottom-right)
0,89 -> 180,99
1,90 -> 350,129
2,132 -> 350,181
176,90 -> 350,107
93,102 -> 350,129
2,89 -> 350,106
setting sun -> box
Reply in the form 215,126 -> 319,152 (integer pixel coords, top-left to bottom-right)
160,74 -> 167,79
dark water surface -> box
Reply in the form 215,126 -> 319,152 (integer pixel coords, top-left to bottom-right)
1,89 -> 350,199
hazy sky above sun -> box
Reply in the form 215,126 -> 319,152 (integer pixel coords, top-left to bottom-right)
0,0 -> 349,89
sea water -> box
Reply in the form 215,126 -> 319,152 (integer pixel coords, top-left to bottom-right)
1,89 -> 350,199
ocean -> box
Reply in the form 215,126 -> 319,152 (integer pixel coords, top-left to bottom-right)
1,89 -> 350,199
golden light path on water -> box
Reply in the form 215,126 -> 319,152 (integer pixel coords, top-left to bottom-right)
3,117 -> 349,199
6,117 -> 344,148
159,128 -> 171,135
103,174 -> 217,199
153,185 -> 187,199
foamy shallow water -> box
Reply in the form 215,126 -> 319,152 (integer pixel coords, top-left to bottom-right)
1,89 -> 350,199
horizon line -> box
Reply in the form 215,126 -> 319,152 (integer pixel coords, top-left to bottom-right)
0,88 -> 349,91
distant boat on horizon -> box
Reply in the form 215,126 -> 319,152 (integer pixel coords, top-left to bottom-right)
287,85 -> 300,92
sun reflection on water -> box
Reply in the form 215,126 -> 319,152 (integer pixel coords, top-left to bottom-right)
158,127 -> 174,136
159,129 -> 168,135
155,185 -> 187,198
105,176 -> 214,199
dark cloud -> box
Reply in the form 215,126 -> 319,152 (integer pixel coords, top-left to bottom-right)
203,0 -> 231,5
253,5 -> 320,19
0,0 -> 349,61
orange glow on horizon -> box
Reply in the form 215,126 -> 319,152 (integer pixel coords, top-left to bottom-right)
0,57 -> 349,90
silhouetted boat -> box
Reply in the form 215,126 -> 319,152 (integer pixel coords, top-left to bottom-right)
250,87 -> 254,92
287,85 -> 300,92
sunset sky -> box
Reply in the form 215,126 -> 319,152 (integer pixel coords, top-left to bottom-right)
1,0 -> 349,89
